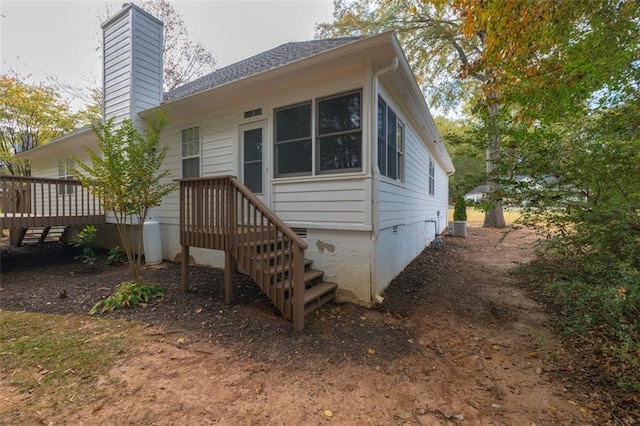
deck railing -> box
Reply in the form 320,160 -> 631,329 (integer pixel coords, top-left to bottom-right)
178,175 -> 309,330
0,175 -> 105,229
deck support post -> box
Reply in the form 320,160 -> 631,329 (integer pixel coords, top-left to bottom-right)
292,246 -> 305,331
9,228 -> 27,246
180,245 -> 190,292
224,251 -> 236,304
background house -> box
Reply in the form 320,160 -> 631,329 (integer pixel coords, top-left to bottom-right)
17,3 -> 454,310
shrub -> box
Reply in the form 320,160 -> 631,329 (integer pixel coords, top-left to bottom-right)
70,225 -> 101,265
453,194 -> 467,221
90,282 -> 166,315
106,246 -> 125,266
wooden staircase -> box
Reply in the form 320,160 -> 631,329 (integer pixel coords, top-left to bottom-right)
177,176 -> 337,330
237,233 -> 337,321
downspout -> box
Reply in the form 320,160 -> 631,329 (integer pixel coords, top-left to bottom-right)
370,56 -> 398,306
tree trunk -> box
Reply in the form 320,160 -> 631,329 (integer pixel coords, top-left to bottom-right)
483,100 -> 506,228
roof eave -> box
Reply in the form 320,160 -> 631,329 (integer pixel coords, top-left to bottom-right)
144,32 -> 396,116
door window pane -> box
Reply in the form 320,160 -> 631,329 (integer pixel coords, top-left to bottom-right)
243,127 -> 263,193
244,162 -> 262,193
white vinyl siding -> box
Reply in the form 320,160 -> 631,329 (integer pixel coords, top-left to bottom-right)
379,120 -> 447,230
157,113 -> 234,225
273,178 -> 367,227
102,4 -> 162,128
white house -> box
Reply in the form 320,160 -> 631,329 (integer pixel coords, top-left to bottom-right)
17,4 -> 454,327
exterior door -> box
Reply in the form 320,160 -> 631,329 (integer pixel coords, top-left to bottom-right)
240,121 -> 269,207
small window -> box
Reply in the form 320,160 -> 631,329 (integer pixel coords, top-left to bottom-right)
58,157 -> 75,194
428,157 -> 435,196
377,96 -> 405,182
244,108 -> 262,119
181,126 -> 200,178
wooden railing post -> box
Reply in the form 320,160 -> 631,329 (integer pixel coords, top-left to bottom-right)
292,245 -> 305,331
179,181 -> 189,292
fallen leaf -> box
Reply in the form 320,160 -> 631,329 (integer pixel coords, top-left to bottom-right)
324,409 -> 333,418
177,337 -> 185,345
195,307 -> 203,313
367,348 -> 375,355
92,405 -> 102,414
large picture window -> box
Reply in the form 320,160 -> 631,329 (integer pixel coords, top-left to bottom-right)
274,90 -> 362,177
377,96 -> 405,182
181,126 -> 200,178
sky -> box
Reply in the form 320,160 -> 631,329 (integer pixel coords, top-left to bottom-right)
0,0 -> 335,110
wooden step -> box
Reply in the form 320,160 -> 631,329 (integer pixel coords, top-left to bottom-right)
274,268 -> 324,293
304,281 -> 337,305
256,258 -> 312,276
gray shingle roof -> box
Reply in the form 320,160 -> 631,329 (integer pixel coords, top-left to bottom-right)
163,37 -> 362,102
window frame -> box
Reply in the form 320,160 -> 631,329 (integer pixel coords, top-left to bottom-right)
377,95 -> 405,183
273,101 -> 313,178
316,90 -> 363,175
273,89 -> 363,178
181,125 -> 201,178
428,157 -> 435,196
58,157 -> 75,195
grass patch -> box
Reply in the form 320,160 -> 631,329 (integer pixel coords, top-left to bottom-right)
447,207 -> 521,224
0,311 -> 140,423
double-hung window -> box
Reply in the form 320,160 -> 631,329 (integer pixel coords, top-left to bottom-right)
274,90 -> 362,177
181,126 -> 200,178
377,96 -> 404,182
317,91 -> 362,173
58,157 -> 74,194
274,102 -> 312,176
428,157 -> 435,196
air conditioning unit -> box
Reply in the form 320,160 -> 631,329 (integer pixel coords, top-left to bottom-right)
449,221 -> 467,238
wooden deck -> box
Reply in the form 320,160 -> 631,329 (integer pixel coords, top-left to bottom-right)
0,176 -> 105,230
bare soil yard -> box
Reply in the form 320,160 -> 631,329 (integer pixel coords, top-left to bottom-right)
0,226 -> 625,424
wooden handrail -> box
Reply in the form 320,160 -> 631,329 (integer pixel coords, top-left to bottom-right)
175,175 -> 308,250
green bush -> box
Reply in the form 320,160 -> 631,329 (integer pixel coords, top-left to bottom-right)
453,194 -> 467,221
545,261 -> 640,392
70,225 -> 101,265
90,282 -> 166,315
106,246 -> 125,266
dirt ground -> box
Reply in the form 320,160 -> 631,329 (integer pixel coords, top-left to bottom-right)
0,225 -> 617,425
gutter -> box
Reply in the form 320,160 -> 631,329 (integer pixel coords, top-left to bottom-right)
369,56 -> 399,306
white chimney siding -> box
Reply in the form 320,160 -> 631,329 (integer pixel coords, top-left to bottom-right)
102,3 -> 163,129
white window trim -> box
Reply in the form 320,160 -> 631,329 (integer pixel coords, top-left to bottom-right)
378,95 -> 405,184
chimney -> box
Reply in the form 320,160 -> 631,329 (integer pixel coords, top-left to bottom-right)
101,3 -> 163,129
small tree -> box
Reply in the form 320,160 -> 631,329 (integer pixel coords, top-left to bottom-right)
453,194 -> 467,222
72,111 -> 176,283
